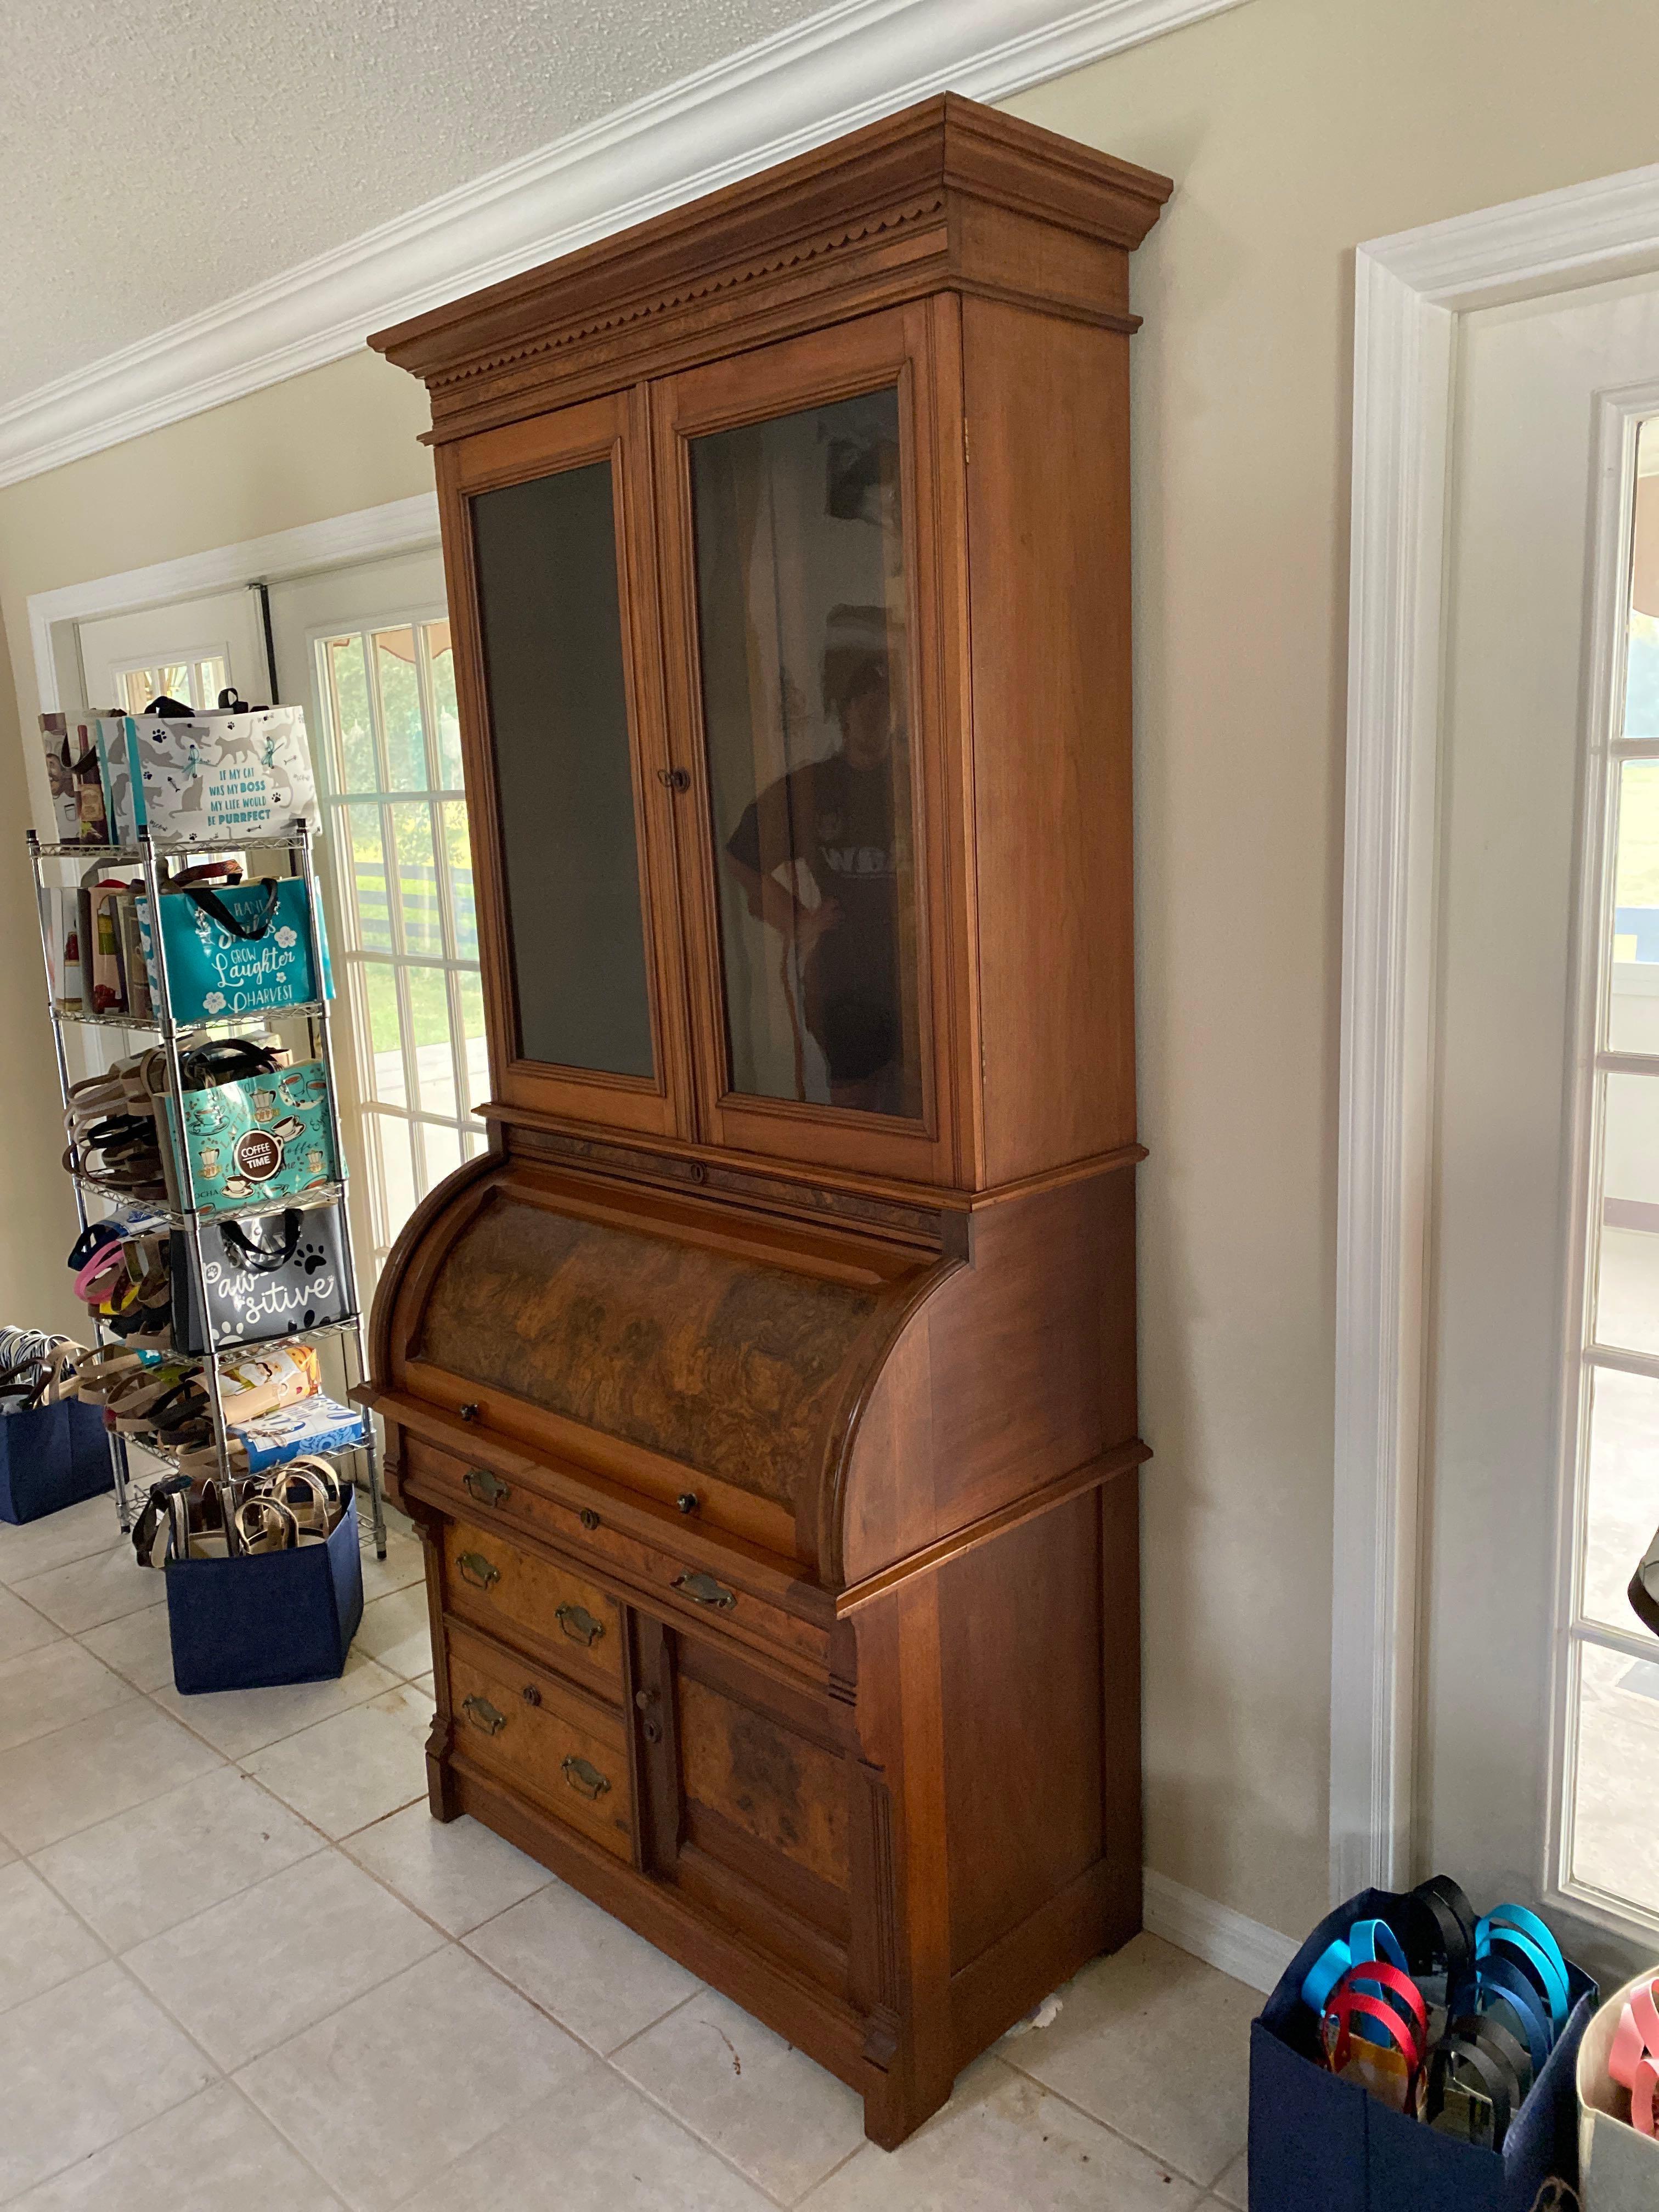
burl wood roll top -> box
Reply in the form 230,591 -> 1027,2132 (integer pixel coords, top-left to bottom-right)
375,1147 -> 1138,1600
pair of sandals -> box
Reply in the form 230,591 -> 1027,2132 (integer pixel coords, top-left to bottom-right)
132,1455 -> 348,1566
67,1223 -> 172,1347
62,1033 -> 294,1209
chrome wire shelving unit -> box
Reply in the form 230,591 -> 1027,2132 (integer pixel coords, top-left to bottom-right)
29,820 -> 387,1559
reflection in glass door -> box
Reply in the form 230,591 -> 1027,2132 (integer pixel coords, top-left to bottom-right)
689,386 -> 924,1121
313,617 -> 487,1269
1561,415 -> 1659,1927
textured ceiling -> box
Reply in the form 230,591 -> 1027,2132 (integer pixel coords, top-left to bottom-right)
0,0 -> 830,409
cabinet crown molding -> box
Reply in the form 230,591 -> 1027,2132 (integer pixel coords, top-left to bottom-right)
370,95 -> 1172,438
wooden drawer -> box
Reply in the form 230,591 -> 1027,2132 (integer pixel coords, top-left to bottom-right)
445,1620 -> 633,1861
441,1515 -> 623,1702
403,1435 -> 830,1679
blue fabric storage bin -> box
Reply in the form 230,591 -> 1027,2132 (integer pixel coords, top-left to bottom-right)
0,1398 -> 114,1523
165,1491 -> 363,1694
1250,1886 -> 1596,2212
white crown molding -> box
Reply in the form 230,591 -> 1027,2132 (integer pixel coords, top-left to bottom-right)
1333,159 -> 1659,1901
27,492 -> 440,716
1142,1869 -> 1296,1995
0,0 -> 1245,491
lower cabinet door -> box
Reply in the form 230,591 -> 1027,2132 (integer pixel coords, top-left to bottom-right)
447,1620 -> 634,1861
633,1615 -> 852,1994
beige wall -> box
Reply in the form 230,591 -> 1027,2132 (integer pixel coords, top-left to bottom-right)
3,0 -> 1658,1940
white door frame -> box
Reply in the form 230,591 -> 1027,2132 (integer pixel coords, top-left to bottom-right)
25,493 -> 439,716
1334,161 -> 1659,1900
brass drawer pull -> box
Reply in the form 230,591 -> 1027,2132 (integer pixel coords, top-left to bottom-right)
464,1467 -> 510,1507
674,1570 -> 736,1611
556,1602 -> 605,1647
456,1550 -> 500,1591
562,1754 -> 611,1801
462,1695 -> 506,1736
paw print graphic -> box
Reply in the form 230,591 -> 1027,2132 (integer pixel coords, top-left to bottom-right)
202,991 -> 227,1014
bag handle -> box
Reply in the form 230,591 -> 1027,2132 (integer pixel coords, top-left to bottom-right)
143,695 -> 193,717
183,880 -> 282,943
165,859 -> 243,891
219,1210 -> 303,1271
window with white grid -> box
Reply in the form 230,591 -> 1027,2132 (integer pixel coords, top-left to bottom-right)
114,654 -> 228,712
311,618 -> 487,1271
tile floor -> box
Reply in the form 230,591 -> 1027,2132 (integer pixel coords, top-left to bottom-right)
0,1491 -> 1255,2209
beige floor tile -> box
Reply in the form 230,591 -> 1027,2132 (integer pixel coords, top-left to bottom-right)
78,1602 -> 176,1691
412,1671 -> 435,1702
35,1767 -> 325,1953
127,1848 -> 444,2069
1212,2148 -> 1248,2207
238,1945 -> 586,2212
400,2058 -> 777,2211
360,1526 -> 425,1604
0,1639 -> 137,1753
0,1587 -> 64,1666
345,1804 -> 550,1937
0,1697 -> 222,1854
999,1933 -> 1255,2186
0,1499 -> 121,1588
241,1684 -> 431,1838
0,1861 -> 106,2013
12,1544 -> 160,1634
0,1960 -> 216,2200
149,1646 -> 402,1758
6,2080 -> 345,2210
466,1876 -> 701,2053
356,1584 -> 433,1679
612,1985 -> 865,2201
800,2056 -> 1206,2212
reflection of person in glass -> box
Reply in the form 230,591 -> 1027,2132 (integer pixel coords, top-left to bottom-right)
725,605 -> 908,1114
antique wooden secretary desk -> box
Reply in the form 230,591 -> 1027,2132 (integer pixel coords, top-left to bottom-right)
364,95 -> 1169,2147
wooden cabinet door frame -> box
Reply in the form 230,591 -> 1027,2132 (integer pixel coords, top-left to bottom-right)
438,386 -> 692,1138
651,303 -> 964,1185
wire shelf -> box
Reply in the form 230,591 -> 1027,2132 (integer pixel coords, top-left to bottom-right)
53,1000 -> 329,1035
30,826 -> 320,862
69,1172 -> 349,1229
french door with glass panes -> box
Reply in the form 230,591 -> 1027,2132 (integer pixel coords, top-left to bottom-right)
1419,271 -> 1659,1985
267,553 -> 484,1280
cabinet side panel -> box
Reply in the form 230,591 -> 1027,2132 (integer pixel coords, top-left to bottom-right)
963,298 -> 1136,1183
938,1488 -> 1105,1974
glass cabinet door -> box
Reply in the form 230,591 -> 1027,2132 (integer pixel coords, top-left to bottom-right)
656,306 -> 955,1182
443,390 -> 689,1137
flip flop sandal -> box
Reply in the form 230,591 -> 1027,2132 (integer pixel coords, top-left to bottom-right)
74,1346 -> 154,1404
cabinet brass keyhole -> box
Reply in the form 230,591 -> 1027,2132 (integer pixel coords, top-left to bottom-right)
579,1508 -> 600,1532
521,1684 -> 541,1707
642,1718 -> 662,1745
657,767 -> 691,793
676,1492 -> 699,1515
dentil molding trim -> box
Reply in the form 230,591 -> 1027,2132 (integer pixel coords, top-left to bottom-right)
0,0 -> 1246,489
1333,156 -> 1659,1901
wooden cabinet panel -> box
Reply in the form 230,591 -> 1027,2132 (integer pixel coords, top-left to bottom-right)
652,306 -> 964,1187
441,1514 -> 622,1700
445,1620 -> 633,1860
438,389 -> 692,1139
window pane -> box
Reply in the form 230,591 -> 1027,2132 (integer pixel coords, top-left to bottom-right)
426,620 -> 464,788
471,461 -> 654,1077
120,669 -> 154,714
389,801 -> 442,957
346,804 -> 392,951
375,627 -> 427,791
690,387 -> 922,1119
1580,1365 -> 1659,1635
1594,1072 -> 1659,1353
328,636 -> 376,793
405,966 -> 455,1116
462,1127 -> 487,1159
440,801 -> 476,959
370,1111 -> 419,1249
362,963 -> 406,1107
421,1120 -> 462,1192
1610,758 -> 1659,1053
1569,1641 -> 1659,1915
457,968 -> 489,1110
193,657 -> 227,709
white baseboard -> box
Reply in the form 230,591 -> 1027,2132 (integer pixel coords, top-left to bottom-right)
1142,1868 -> 1298,1995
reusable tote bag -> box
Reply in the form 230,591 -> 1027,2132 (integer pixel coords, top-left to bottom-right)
117,707 -> 318,841
171,1201 -> 352,1353
166,1059 -> 338,1214
140,876 -> 330,1022
38,715 -> 112,844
